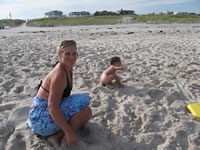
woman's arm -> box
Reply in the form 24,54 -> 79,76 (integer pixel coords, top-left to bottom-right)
48,72 -> 77,145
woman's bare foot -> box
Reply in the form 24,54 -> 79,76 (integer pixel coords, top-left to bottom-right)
47,131 -> 64,150
47,136 -> 60,150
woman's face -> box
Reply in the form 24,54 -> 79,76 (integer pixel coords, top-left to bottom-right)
61,46 -> 78,68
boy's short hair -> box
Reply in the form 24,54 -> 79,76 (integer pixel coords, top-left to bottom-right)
110,56 -> 121,65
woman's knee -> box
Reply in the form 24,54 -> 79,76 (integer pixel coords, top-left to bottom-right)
83,106 -> 92,120
87,106 -> 92,119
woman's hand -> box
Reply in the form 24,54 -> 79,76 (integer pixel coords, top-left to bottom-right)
64,129 -> 78,146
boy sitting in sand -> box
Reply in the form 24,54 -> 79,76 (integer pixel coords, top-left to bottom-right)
100,56 -> 130,88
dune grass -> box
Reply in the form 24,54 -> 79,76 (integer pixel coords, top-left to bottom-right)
26,16 -> 123,27
26,14 -> 200,27
131,14 -> 200,24
0,19 -> 25,27
1,14 -> 200,27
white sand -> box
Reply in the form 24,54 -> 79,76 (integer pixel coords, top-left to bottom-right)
0,23 -> 200,150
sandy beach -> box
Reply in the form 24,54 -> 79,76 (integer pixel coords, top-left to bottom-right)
0,23 -> 200,150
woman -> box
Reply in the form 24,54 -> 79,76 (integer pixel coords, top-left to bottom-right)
27,40 -> 92,149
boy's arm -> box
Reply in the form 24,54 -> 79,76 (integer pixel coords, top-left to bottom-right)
113,66 -> 130,71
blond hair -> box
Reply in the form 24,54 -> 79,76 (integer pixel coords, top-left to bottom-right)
57,40 -> 77,57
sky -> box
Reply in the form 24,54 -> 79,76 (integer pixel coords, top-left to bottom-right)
0,0 -> 199,20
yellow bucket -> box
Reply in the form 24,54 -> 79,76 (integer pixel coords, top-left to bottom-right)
187,103 -> 200,120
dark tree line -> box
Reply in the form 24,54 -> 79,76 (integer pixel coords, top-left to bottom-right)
94,9 -> 135,16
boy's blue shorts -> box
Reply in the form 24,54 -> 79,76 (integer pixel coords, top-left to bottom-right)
27,94 -> 90,136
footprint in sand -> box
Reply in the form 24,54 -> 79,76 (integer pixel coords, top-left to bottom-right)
6,133 -> 26,150
166,91 -> 187,105
13,86 -> 24,94
0,125 -> 14,150
147,89 -> 165,100
1,80 -> 16,93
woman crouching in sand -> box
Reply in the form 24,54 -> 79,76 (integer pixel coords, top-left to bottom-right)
100,56 -> 130,88
27,40 -> 92,149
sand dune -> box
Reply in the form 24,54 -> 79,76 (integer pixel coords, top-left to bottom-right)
0,23 -> 200,150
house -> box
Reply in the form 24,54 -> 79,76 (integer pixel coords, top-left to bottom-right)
174,12 -> 189,15
167,11 -> 174,15
44,10 -> 63,18
68,11 -> 90,17
118,10 -> 135,15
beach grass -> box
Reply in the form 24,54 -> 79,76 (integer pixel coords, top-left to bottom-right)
0,14 -> 200,27
0,19 -> 25,27
26,16 -> 123,27
26,14 -> 200,26
131,14 -> 200,24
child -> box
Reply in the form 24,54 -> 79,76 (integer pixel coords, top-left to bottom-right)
100,56 -> 130,88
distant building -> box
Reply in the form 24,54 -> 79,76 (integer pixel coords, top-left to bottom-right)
44,10 -> 63,18
175,12 -> 189,15
120,10 -> 135,15
167,11 -> 174,15
148,11 -> 197,16
189,13 -> 196,15
68,11 -> 90,17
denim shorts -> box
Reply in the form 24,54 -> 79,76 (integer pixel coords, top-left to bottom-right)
27,94 -> 90,136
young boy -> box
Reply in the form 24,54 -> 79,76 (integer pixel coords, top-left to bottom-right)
100,56 -> 130,88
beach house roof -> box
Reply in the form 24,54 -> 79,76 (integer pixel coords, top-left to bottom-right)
44,10 -> 63,18
68,11 -> 90,17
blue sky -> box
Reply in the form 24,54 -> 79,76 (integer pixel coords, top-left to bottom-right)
0,0 -> 199,20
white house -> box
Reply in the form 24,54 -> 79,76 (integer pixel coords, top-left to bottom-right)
68,11 -> 90,17
44,10 -> 63,18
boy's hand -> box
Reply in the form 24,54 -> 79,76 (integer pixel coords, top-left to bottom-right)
121,67 -> 130,72
124,67 -> 131,72
123,67 -> 127,71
